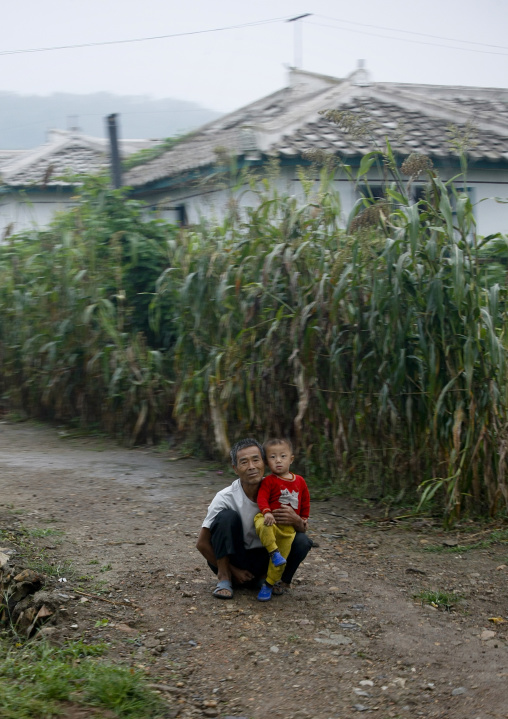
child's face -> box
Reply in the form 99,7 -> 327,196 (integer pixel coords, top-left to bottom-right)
266,443 -> 294,477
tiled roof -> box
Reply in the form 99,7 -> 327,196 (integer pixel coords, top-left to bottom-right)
1,130 -> 159,188
0,149 -> 26,168
125,67 -> 508,189
274,98 -> 508,161
124,85 -> 299,187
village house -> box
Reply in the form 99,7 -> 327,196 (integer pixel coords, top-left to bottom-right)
125,65 -> 508,237
2,66 -> 508,238
0,128 -> 157,238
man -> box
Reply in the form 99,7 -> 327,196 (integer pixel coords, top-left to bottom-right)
196,438 -> 312,599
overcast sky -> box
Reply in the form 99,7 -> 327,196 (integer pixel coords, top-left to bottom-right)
2,0 -> 508,116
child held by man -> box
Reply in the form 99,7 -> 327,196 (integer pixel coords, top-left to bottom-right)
254,438 -> 310,601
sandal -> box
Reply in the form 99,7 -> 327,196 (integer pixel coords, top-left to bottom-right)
212,579 -> 233,599
272,582 -> 290,596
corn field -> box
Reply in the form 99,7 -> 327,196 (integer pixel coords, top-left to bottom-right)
1,162 -> 507,522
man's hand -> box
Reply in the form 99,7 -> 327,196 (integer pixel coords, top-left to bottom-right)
230,565 -> 255,584
263,512 -> 275,526
272,506 -> 307,532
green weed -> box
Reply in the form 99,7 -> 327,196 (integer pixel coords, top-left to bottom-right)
90,579 -> 108,594
27,528 -> 64,538
414,589 -> 461,611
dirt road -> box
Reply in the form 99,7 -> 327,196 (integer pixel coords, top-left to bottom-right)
1,422 -> 507,718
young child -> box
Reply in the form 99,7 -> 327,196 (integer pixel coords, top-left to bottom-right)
254,438 -> 310,601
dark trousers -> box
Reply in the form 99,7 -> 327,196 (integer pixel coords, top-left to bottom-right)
208,508 -> 312,585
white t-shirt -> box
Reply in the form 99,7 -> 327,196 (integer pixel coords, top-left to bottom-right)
202,478 -> 262,550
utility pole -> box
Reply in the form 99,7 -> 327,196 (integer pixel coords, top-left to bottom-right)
106,113 -> 122,190
286,13 -> 311,69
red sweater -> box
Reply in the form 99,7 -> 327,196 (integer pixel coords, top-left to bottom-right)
257,473 -> 310,520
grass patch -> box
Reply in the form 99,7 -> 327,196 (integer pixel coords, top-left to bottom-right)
414,589 -> 462,611
76,574 -> 95,583
89,578 -> 109,594
0,635 -> 167,718
423,528 -> 508,553
27,528 -> 64,539
83,665 -> 165,716
24,552 -> 74,580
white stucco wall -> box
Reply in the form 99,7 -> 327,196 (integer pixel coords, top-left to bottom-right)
142,167 -> 355,227
456,167 -> 508,237
3,164 -> 508,240
0,191 -> 75,239
474,192 -> 508,237
141,164 -> 508,238
144,171 -> 305,226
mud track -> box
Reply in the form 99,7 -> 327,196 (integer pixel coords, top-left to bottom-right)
1,422 -> 507,718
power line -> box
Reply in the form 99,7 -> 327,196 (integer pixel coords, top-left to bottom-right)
0,16 -> 288,57
3,12 -> 504,63
316,14 -> 508,52
308,18 -> 508,57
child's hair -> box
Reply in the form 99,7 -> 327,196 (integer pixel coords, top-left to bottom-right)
264,437 -> 293,453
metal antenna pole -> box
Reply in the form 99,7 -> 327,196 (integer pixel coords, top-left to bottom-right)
286,14 -> 311,69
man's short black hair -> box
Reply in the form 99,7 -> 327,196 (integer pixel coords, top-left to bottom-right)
230,438 -> 265,467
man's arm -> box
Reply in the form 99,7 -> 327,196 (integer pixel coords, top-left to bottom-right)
271,505 -> 307,532
196,527 -> 217,565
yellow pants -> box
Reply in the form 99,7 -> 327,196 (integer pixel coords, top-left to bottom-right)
254,512 -> 296,586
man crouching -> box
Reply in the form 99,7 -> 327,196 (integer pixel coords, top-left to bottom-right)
196,438 -> 311,599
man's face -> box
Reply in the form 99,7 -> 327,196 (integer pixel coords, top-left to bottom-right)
234,446 -> 264,488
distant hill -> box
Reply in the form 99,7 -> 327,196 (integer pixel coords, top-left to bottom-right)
0,92 -> 223,149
